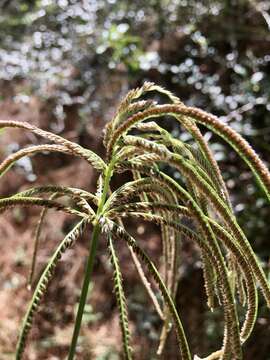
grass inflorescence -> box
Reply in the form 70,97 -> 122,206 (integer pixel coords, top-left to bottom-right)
0,82 -> 269,359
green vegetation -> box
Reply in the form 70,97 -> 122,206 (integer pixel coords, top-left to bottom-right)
0,83 -> 269,359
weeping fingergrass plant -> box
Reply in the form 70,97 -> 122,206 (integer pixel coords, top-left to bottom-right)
1,82 -> 269,359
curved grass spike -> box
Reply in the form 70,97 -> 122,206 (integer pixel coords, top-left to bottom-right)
111,94 -> 260,314
153,122 -> 222,303
0,196 -> 86,218
108,179 -> 180,277
107,234 -> 133,359
151,202 -> 177,353
110,99 -> 155,137
127,169 -> 172,330
208,219 -> 258,343
201,253 -> 217,311
118,135 -> 218,227
171,137 -> 226,207
103,177 -> 154,212
125,179 -> 181,295
117,158 -> 260,281
104,219 -> 192,360
113,184 -> 234,346
236,271 -> 247,307
103,82 -> 157,147
16,219 -> 88,359
116,146 -> 145,163
177,115 -> 232,208
114,215 -> 165,323
0,120 -> 106,171
169,153 -> 270,306
0,144 -> 73,178
13,185 -> 98,207
105,176 -> 178,212
128,244 -> 164,320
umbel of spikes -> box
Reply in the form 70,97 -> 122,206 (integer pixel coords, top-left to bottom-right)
0,82 -> 269,360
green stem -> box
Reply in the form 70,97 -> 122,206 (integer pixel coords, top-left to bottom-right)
68,161 -> 114,359
67,223 -> 101,360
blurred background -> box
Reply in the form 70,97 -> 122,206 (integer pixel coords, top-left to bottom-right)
0,0 -> 269,359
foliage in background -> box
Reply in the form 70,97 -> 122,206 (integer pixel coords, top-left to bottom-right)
0,0 -> 270,357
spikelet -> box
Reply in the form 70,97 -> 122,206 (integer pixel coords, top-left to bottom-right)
14,185 -> 98,206
0,196 -> 86,218
0,120 -> 106,171
0,144 -> 72,178
106,234 -> 133,359
16,220 -> 88,359
129,244 -> 164,320
122,135 -> 172,160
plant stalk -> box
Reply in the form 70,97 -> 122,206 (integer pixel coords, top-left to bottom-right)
68,161 -> 114,359
67,222 -> 101,360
